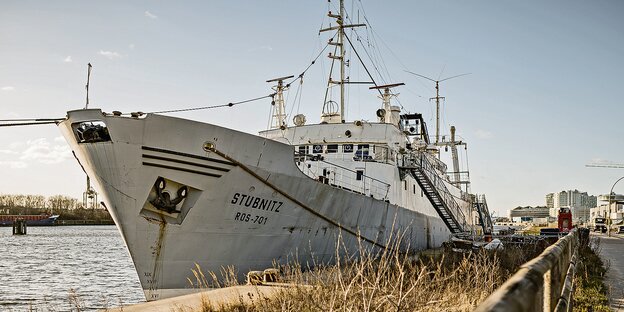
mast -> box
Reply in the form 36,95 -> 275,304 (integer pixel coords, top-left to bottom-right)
450,126 -> 460,184
320,0 -> 365,123
85,63 -> 92,109
405,71 -> 471,145
267,75 -> 294,129
434,81 -> 442,144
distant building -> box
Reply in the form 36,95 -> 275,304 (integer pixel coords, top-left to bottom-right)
545,193 -> 554,209
510,206 -> 550,224
590,193 -> 624,222
546,189 -> 597,223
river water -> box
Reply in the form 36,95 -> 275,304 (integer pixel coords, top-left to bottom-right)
0,226 -> 145,311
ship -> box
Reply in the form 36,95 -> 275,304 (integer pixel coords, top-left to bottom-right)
0,214 -> 59,226
58,1 -> 492,301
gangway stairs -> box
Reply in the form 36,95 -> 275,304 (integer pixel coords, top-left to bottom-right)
404,153 -> 469,237
473,194 -> 493,235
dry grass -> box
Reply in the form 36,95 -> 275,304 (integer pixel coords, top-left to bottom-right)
186,235 -> 547,312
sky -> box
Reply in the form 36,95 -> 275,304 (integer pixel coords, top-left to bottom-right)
1,1 -> 623,216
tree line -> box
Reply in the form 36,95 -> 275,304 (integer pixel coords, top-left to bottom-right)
0,194 -> 101,210
0,194 -> 112,221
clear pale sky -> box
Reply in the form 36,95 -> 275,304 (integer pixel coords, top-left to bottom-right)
1,1 -> 623,216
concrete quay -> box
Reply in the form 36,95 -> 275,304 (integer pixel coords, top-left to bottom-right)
105,285 -> 287,312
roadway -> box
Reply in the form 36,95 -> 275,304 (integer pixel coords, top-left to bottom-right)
594,232 -> 624,311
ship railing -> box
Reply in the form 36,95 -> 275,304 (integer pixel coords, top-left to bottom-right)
295,152 -> 391,200
401,152 -> 468,232
448,171 -> 470,185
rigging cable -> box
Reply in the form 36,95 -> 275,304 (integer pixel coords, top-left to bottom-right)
148,94 -> 275,115
342,32 -> 381,97
150,33 -> 337,117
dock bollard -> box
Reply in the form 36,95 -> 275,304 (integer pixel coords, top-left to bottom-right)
247,268 -> 281,285
247,271 -> 264,285
12,219 -> 27,235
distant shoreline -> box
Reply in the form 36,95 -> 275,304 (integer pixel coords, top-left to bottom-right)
0,220 -> 115,226
55,220 -> 115,226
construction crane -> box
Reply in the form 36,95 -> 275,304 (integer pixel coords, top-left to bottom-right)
586,163 -> 624,169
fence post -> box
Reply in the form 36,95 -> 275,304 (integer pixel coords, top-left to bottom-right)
543,269 -> 552,311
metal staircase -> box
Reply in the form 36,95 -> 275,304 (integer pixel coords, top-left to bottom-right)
403,153 -> 469,236
473,194 -> 493,235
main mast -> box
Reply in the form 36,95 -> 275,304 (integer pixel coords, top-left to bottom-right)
320,0 -> 365,123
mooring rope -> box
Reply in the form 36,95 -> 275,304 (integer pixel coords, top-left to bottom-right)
148,94 -> 276,115
0,121 -> 62,127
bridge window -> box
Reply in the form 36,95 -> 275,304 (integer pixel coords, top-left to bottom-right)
312,144 -> 323,154
326,144 -> 338,153
343,144 -> 353,153
298,145 -> 309,155
354,144 -> 371,160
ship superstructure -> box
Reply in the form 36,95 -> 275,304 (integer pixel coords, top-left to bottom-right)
58,0 -> 491,300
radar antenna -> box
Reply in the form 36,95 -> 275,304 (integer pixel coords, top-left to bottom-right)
405,71 -> 471,145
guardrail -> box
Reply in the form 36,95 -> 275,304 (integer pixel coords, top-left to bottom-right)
475,228 -> 583,312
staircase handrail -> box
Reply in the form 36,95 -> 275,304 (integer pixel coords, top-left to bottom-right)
477,194 -> 493,233
405,152 -> 468,232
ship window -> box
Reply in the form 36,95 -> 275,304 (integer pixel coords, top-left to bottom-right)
295,145 -> 309,162
298,145 -> 309,155
356,170 -> 364,181
413,185 -> 416,194
312,144 -> 323,154
327,144 -> 338,153
404,181 -> 407,190
343,144 -> 354,153
72,121 -> 112,143
354,144 -> 371,160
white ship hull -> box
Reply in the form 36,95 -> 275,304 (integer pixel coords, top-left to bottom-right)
59,109 -> 464,300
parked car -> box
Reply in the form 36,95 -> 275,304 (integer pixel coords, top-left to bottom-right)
617,226 -> 624,234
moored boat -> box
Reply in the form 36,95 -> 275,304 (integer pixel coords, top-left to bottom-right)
0,214 -> 59,226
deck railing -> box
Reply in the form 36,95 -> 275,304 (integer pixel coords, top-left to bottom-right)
295,152 -> 391,200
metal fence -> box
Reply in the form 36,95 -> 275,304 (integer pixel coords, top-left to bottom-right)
475,228 -> 582,312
